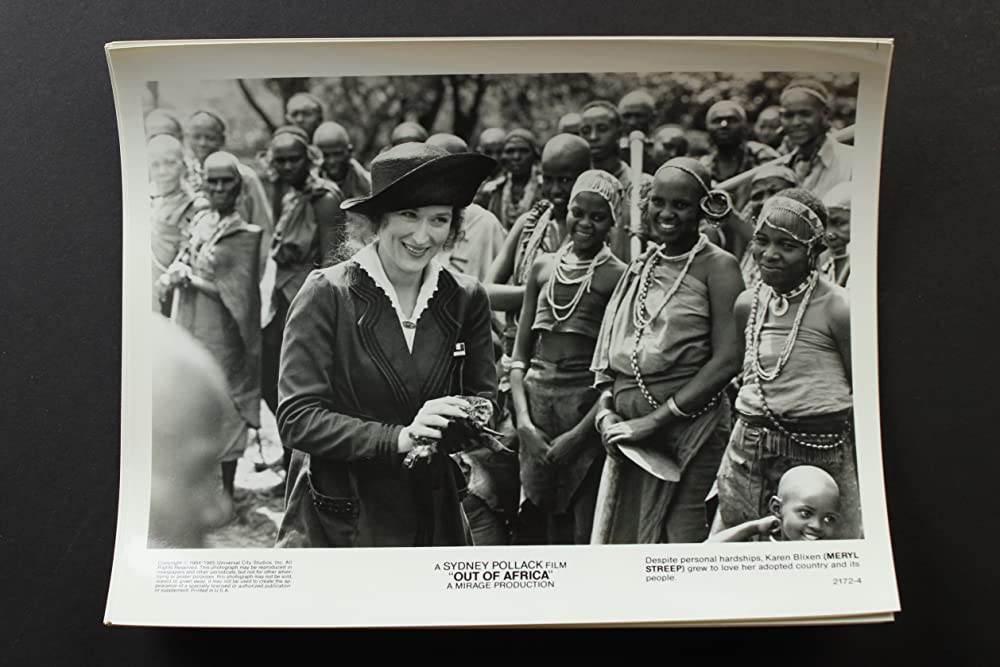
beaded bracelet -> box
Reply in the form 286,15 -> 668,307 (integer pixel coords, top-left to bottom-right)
666,397 -> 692,419
667,394 -> 720,420
594,408 -> 615,431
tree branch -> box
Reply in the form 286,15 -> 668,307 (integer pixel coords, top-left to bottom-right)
236,79 -> 278,133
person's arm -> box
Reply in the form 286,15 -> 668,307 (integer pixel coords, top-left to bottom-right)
188,274 -> 221,299
276,273 -> 406,463
716,208 -> 752,261
459,280 -> 500,406
486,212 -> 529,287
509,258 -> 550,456
603,253 -> 745,448
484,283 -> 526,312
827,285 -> 852,384
706,516 -> 779,543
314,192 -> 346,267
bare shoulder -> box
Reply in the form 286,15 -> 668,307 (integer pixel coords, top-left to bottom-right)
733,287 -> 755,318
702,243 -> 742,280
821,280 -> 851,323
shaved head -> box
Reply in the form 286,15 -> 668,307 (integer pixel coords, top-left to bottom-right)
618,89 -> 655,112
771,465 -> 842,541
649,124 -> 689,167
776,465 -> 839,501
478,127 -> 506,148
706,100 -> 747,124
426,132 -> 469,154
286,93 -> 324,138
541,133 -> 592,171
477,127 -> 506,175
145,108 -> 183,141
313,121 -> 354,181
313,121 -> 351,146
618,90 -> 656,135
147,133 -> 184,160
540,133 -> 592,216
557,112 -> 582,135
203,150 -> 242,178
390,121 -> 429,146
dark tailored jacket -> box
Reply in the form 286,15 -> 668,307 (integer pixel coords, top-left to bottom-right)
275,261 -> 498,548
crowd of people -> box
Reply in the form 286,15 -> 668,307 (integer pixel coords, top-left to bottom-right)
146,77 -> 858,549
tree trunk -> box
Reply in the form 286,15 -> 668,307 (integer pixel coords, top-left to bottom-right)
450,74 -> 488,142
416,76 -> 446,132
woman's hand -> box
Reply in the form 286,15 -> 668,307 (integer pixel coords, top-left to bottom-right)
517,420 -> 550,460
597,411 -> 626,460
398,396 -> 471,454
602,414 -> 663,447
544,430 -> 583,467
164,261 -> 193,288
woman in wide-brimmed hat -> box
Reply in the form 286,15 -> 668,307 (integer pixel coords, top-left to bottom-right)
275,142 -> 499,548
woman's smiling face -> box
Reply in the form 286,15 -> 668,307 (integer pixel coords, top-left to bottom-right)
751,222 -> 813,291
376,205 -> 455,277
567,191 -> 613,253
645,169 -> 702,246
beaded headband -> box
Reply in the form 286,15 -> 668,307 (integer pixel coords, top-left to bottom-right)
707,100 -> 747,123
570,169 -> 623,224
780,86 -> 831,109
755,195 -> 825,246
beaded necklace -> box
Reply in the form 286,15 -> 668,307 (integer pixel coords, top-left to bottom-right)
629,233 -> 710,409
746,271 -> 848,450
748,271 -> 817,382
768,271 -> 815,316
545,243 -> 611,324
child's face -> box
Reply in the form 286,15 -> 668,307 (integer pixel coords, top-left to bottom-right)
774,488 -> 841,541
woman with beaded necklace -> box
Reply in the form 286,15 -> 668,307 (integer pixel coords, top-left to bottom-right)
714,188 -> 859,539
590,157 -> 745,544
508,170 -> 627,544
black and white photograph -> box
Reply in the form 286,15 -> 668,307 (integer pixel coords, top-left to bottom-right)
105,37 -> 896,629
145,67 -> 861,549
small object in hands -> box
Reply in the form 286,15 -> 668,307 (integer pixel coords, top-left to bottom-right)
403,396 -> 511,468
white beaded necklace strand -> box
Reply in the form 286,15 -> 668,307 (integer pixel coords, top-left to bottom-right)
749,271 -> 818,382
747,270 -> 847,450
545,243 -> 611,324
630,233 -> 709,409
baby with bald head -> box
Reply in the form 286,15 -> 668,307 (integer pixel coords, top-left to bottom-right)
709,466 -> 842,542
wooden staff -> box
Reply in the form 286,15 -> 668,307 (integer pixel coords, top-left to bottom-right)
715,124 -> 855,194
590,455 -> 623,544
628,130 -> 645,262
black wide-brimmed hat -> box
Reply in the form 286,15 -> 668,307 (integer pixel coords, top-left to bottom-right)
341,142 -> 496,215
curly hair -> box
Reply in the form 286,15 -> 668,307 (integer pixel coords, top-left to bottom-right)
326,206 -> 466,266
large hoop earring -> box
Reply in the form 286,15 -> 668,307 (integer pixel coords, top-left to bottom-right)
700,189 -> 733,224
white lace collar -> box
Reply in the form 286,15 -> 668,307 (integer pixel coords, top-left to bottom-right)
351,242 -> 444,353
